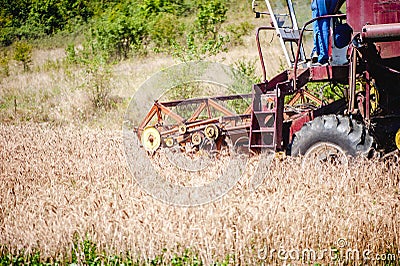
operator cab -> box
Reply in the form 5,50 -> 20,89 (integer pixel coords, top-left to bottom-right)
252,0 -> 349,70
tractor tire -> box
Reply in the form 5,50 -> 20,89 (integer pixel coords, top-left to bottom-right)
290,115 -> 374,158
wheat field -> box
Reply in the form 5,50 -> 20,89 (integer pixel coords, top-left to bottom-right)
1,123 -> 399,264
0,19 -> 399,263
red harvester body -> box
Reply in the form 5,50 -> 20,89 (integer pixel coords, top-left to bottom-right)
137,0 -> 400,160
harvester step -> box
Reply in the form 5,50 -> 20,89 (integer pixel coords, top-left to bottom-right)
253,111 -> 276,114
251,129 -> 275,133
249,144 -> 275,148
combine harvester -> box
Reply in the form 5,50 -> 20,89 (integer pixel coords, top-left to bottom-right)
137,0 -> 400,162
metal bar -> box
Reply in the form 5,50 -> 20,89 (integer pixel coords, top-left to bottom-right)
348,48 -> 357,114
275,84 -> 285,151
208,99 -> 236,117
293,14 -> 346,89
138,104 -> 158,133
256,26 -> 275,82
156,102 -> 185,124
361,23 -> 400,42
244,104 -> 253,114
159,127 -> 179,136
286,0 -> 305,62
302,90 -> 322,106
225,124 -> 250,131
221,114 -> 251,121
287,92 -> 302,105
265,0 -> 292,67
286,0 -> 298,30
156,107 -> 162,124
188,102 -> 207,122
160,94 -> 252,107
160,118 -> 220,136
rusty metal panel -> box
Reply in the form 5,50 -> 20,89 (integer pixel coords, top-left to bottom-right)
347,0 -> 400,59
347,0 -> 400,32
373,1 -> 400,24
309,65 -> 348,82
373,1 -> 400,58
347,0 -> 374,32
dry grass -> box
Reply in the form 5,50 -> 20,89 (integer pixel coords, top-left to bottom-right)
1,123 -> 399,264
0,48 -> 176,128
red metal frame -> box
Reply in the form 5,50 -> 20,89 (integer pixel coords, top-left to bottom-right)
347,0 -> 400,59
136,94 -> 253,150
138,0 -> 400,155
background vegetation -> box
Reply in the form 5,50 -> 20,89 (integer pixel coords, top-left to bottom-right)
0,0 -> 248,59
0,0 -> 264,127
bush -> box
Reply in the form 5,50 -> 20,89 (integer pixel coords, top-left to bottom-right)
196,0 -> 227,40
172,0 -> 229,61
0,0 -> 93,46
140,0 -> 194,17
88,2 -> 148,60
0,50 -> 10,76
148,13 -> 183,50
226,21 -> 254,46
13,41 -> 32,71
233,58 -> 261,84
65,42 -> 114,111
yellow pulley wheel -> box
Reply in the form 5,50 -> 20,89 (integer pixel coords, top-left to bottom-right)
370,84 -> 379,114
191,132 -> 203,146
178,124 -> 187,134
204,124 -> 219,140
396,129 -> 400,150
141,127 -> 161,152
164,137 -> 174,148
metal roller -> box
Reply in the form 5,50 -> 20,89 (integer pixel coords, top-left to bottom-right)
178,124 -> 187,134
361,23 -> 400,43
204,124 -> 219,140
191,132 -> 203,146
164,137 -> 174,148
141,127 -> 161,152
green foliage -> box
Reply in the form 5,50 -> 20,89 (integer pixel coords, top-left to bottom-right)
226,21 -> 254,46
220,59 -> 257,114
214,254 -> 234,265
148,13 -> 183,51
0,0 -> 253,66
0,0 -> 239,62
170,249 -> 203,265
13,41 -> 33,71
0,0 -> 31,29
88,2 -> 148,60
0,241 -> 210,265
307,82 -> 345,103
140,0 -> 194,17
0,0 -> 93,46
233,58 -> 261,84
65,43 -> 77,64
66,42 -> 114,111
196,0 -> 227,40
195,0 -> 228,56
27,0 -> 90,34
0,50 -> 10,76
72,235 -> 98,264
86,64 -> 113,110
172,0 -> 229,61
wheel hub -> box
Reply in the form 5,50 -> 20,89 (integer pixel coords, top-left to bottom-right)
304,142 -> 348,166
